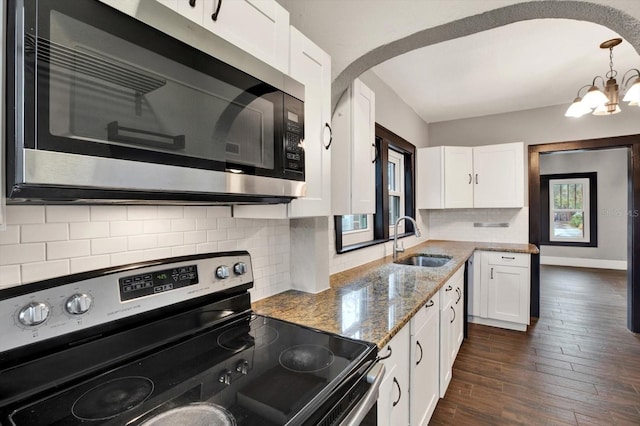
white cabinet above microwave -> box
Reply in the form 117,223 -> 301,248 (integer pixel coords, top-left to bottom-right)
417,142 -> 524,209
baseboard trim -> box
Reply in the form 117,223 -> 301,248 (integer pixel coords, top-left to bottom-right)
540,256 -> 627,270
468,316 -> 528,332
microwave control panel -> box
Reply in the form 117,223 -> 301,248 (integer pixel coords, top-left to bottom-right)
284,95 -> 304,174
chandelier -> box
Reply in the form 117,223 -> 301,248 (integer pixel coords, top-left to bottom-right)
565,38 -> 640,117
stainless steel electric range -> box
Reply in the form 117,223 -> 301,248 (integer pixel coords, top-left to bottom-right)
0,251 -> 383,425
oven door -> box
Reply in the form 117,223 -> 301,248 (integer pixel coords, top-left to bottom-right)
8,0 -> 304,202
338,362 -> 384,426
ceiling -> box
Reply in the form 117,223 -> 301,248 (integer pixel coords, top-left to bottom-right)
277,0 -> 640,124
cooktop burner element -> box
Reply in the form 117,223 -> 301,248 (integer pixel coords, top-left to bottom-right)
279,344 -> 335,373
72,376 -> 154,421
217,322 -> 279,351
140,403 -> 236,426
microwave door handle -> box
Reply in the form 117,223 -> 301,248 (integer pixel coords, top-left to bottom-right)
339,362 -> 385,426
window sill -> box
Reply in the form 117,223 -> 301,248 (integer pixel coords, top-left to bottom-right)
336,232 -> 414,254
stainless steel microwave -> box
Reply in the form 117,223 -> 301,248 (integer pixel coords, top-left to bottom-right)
6,0 -> 305,204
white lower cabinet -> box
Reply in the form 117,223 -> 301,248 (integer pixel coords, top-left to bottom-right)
378,325 -> 410,426
439,267 -> 464,397
410,296 -> 440,426
468,251 -> 531,331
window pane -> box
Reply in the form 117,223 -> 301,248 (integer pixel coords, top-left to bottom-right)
389,196 -> 401,225
553,184 -> 561,209
568,184 -> 576,209
342,214 -> 367,232
552,210 -> 584,238
575,183 -> 583,209
388,161 -> 396,191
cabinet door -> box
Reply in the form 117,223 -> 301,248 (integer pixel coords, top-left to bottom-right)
444,146 -> 473,208
416,147 -> 444,209
439,295 -> 453,398
176,0 -> 204,24
378,325 -> 409,426
410,299 -> 440,426
331,79 -> 376,215
287,28 -> 331,218
202,0 -> 290,72
453,280 -> 464,355
487,265 -> 530,324
473,142 -> 524,208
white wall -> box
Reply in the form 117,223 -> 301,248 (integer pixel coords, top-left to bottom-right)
0,205 -> 290,300
539,148 -> 628,267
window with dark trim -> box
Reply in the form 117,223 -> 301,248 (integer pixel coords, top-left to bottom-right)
540,172 -> 598,247
335,124 -> 416,254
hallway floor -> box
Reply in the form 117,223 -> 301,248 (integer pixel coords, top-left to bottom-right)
430,265 -> 640,425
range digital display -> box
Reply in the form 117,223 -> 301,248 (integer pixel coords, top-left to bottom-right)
119,265 -> 199,301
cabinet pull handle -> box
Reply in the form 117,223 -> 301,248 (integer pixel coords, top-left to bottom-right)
416,341 -> 424,365
323,123 -> 333,150
211,0 -> 223,21
425,300 -> 434,309
475,173 -> 478,184
445,285 -> 453,292
392,377 -> 401,407
455,287 -> 461,304
501,256 -> 516,260
450,305 -> 456,323
468,173 -> 472,184
189,0 -> 196,7
491,267 -> 494,279
372,143 -> 379,163
379,345 -> 392,360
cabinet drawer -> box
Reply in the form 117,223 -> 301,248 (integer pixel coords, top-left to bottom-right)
412,296 -> 440,332
439,266 -> 464,306
486,252 -> 529,268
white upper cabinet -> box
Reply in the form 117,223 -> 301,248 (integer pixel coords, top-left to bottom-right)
417,142 -> 524,209
156,0 -> 290,73
331,79 -> 376,215
473,142 -> 524,208
286,27 -> 331,218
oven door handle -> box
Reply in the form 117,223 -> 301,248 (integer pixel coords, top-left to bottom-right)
339,362 -> 386,426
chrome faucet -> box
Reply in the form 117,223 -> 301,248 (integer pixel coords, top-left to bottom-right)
393,216 -> 422,261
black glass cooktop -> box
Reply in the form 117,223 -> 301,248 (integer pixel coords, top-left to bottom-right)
5,313 -> 375,426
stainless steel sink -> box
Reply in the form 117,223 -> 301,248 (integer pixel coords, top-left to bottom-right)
394,254 -> 452,267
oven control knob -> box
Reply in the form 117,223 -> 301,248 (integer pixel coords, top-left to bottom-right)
233,262 -> 247,275
216,265 -> 230,279
18,302 -> 51,326
66,293 -> 93,315
236,359 -> 249,375
219,369 -> 233,385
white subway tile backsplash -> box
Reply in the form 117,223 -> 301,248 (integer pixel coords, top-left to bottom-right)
110,221 -> 144,237
91,237 -> 127,255
0,265 -> 21,287
70,222 -> 110,239
143,220 -> 172,234
70,255 -> 111,274
91,206 -> 127,221
157,206 -> 184,219
21,260 -> 69,283
184,206 -> 207,218
171,218 -> 196,232
217,240 -> 237,251
128,235 -> 158,251
46,206 -> 90,223
47,240 -> 91,260
0,243 -> 46,266
2,205 -> 290,300
21,223 -> 69,243
0,225 -> 20,245
183,231 -> 206,245
6,206 -> 45,225
197,242 -> 218,253
157,232 -> 184,247
127,206 -> 158,220
206,206 -> 231,218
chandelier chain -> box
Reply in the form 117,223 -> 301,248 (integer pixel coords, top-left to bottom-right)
607,46 -> 617,79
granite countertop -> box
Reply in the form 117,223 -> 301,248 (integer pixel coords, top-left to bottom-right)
252,240 -> 538,349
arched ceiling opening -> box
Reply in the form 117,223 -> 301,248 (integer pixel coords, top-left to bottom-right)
279,0 -> 640,117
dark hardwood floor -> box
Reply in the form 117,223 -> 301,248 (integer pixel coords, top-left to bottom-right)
431,265 -> 640,425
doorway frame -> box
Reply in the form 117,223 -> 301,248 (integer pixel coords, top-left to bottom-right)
529,134 -> 640,333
